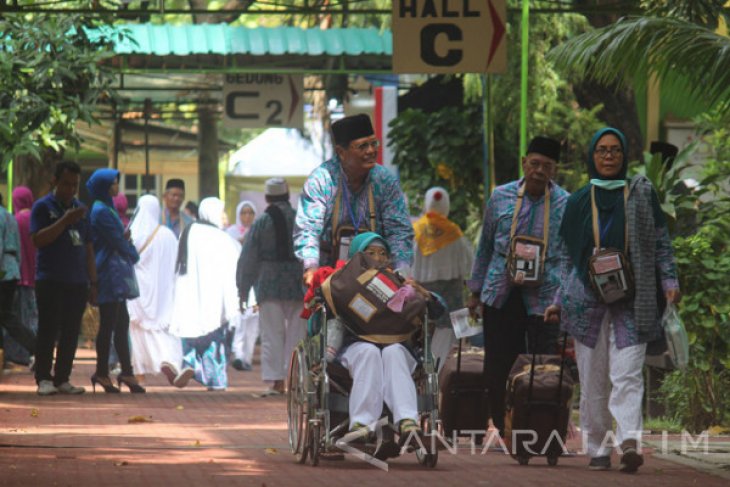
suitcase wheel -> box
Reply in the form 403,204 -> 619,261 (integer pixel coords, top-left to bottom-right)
517,455 -> 529,466
547,456 -> 558,466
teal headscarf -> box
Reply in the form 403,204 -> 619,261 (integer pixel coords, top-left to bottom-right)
560,127 -> 629,284
348,232 -> 390,259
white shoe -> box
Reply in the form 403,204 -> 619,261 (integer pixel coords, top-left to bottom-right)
37,380 -> 58,396
173,367 -> 195,388
57,382 -> 85,395
160,361 -> 179,386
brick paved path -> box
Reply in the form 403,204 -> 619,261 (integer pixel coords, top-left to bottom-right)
1,349 -> 726,487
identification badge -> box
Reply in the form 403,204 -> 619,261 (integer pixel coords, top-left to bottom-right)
588,249 -> 635,304
337,235 -> 353,262
508,235 -> 545,287
69,229 -> 83,246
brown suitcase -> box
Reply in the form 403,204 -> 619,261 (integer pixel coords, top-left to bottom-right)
438,342 -> 489,443
504,349 -> 574,466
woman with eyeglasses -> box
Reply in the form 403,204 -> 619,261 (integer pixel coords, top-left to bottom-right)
544,127 -> 681,473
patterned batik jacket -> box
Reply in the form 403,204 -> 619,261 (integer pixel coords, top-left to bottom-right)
467,179 -> 570,316
294,157 -> 414,271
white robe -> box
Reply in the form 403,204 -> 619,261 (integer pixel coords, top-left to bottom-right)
127,195 -> 183,374
412,235 -> 474,283
169,223 -> 240,339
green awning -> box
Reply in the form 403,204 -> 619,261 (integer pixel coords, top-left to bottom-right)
104,23 -> 393,73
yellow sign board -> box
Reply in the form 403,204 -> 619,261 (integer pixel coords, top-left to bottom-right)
392,0 -> 507,73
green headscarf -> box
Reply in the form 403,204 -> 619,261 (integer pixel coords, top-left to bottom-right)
560,127 -> 629,284
348,231 -> 391,259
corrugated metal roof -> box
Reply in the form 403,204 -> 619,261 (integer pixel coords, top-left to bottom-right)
110,23 -> 392,57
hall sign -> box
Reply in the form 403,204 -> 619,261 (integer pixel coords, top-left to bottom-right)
392,0 -> 507,74
222,74 -> 304,129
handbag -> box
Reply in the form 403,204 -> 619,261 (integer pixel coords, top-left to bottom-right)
320,252 -> 427,344
106,250 -> 140,300
507,183 -> 550,287
587,186 -> 635,304
662,303 -> 689,370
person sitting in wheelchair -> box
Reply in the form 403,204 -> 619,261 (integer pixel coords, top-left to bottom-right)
334,232 -> 445,450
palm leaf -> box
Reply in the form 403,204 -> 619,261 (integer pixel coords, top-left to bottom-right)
549,16 -> 730,113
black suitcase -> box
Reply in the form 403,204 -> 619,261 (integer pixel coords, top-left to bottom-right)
438,341 -> 489,444
503,334 -> 574,466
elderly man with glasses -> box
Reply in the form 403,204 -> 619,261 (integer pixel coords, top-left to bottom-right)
466,136 -> 570,439
295,114 -> 414,286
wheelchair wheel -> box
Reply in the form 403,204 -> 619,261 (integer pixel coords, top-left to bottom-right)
287,346 -> 309,464
309,423 -> 321,467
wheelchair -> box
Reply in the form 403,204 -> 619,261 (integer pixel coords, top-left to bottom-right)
287,300 -> 440,467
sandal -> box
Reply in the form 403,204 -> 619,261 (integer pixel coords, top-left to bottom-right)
340,422 -> 372,446
398,419 -> 426,451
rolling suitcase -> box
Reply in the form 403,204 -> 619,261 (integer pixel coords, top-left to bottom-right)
504,334 -> 574,466
438,340 -> 489,444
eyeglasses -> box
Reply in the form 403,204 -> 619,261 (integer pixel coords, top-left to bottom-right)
351,139 -> 380,152
594,147 -> 623,158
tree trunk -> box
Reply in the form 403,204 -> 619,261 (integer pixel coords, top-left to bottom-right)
198,108 -> 219,199
12,150 -> 62,200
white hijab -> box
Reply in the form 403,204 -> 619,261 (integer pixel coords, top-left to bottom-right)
198,197 -> 225,229
130,194 -> 162,252
170,196 -> 240,338
226,200 -> 257,242
127,194 -> 179,332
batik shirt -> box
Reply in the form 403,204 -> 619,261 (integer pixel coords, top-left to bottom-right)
0,206 -> 20,282
467,179 -> 570,316
294,157 -> 414,270
554,192 -> 679,349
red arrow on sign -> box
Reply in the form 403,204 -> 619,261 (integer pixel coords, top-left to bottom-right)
487,0 -> 505,69
288,75 -> 299,123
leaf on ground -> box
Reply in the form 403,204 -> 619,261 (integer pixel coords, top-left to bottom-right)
30,408 -> 39,417
175,405 -> 184,410
114,461 -> 129,467
127,415 -> 152,423
193,440 -> 201,447
708,425 -> 730,435
265,448 -> 278,455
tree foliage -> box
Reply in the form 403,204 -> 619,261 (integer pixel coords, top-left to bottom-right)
0,13 -> 123,168
656,112 -> 730,431
389,104 -> 484,229
549,15 -> 730,114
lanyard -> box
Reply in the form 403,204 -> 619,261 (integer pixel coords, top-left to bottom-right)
340,180 -> 364,231
331,175 -> 376,244
509,182 -> 550,261
591,185 -> 629,252
599,213 -> 615,243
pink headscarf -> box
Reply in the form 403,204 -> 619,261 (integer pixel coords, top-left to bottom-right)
12,186 -> 35,287
113,193 -> 130,227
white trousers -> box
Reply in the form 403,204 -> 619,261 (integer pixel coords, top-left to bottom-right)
431,327 -> 457,373
259,300 -> 306,382
339,341 -> 418,429
231,308 -> 260,364
575,312 -> 646,458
